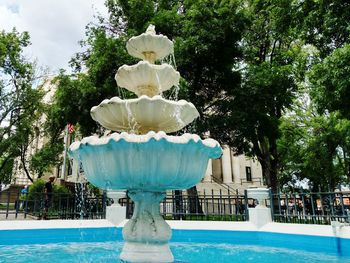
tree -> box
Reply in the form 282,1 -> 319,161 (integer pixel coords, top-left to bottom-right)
278,101 -> 350,192
50,0 -> 350,194
309,44 -> 350,120
0,29 -> 44,184
298,0 -> 350,58
216,0 -> 308,192
30,142 -> 63,178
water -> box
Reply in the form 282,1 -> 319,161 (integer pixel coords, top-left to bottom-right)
125,100 -> 138,133
74,182 -> 86,219
0,242 -> 348,263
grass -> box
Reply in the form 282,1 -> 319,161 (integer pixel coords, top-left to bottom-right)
0,203 -> 15,210
163,214 -> 246,221
274,216 -> 331,225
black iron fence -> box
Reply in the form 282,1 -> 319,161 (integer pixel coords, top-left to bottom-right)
2,186 -> 350,225
121,189 -> 350,225
0,189 -> 106,220
271,191 -> 350,224
121,190 -> 253,221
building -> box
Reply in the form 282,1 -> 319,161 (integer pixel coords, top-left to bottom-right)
197,146 -> 264,194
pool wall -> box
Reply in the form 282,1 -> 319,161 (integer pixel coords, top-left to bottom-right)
0,220 -> 349,257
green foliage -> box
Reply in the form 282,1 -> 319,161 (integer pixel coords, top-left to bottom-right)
218,0 -> 308,191
0,157 -> 14,184
299,0 -> 350,58
42,0 -> 350,192
0,29 -> 44,183
26,179 -> 71,201
30,143 -> 64,178
46,0 -> 303,192
309,44 -> 350,119
86,182 -> 102,196
48,29 -> 136,137
278,102 -> 350,191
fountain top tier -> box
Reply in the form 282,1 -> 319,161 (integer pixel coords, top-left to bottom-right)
126,24 -> 173,63
92,25 -> 199,134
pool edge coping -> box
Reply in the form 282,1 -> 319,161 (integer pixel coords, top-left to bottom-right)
0,219 -> 349,239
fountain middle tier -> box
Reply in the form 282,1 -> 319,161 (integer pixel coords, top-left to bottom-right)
115,61 -> 180,97
69,131 -> 222,192
90,95 -> 199,133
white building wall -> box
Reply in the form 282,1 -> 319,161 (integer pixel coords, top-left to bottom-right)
198,146 -> 265,193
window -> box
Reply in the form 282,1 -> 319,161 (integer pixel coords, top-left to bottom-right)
79,161 -> 84,173
245,166 -> 252,182
67,160 -> 72,176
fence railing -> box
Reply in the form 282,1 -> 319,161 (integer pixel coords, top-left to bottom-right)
2,186 -> 349,225
0,189 -> 106,220
271,191 -> 350,224
121,190 -> 254,221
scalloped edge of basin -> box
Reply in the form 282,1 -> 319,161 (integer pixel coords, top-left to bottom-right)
126,32 -> 173,62
90,95 -> 199,133
69,131 -> 222,191
115,61 -> 180,96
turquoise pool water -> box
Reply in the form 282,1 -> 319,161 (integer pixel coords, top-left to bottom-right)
0,227 -> 349,262
0,241 -> 349,263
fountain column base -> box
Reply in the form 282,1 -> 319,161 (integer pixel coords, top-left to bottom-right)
120,190 -> 173,263
121,242 -> 173,263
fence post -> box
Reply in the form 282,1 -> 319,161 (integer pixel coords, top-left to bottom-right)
102,190 -> 107,219
15,189 -> 20,219
244,189 -> 249,221
24,192 -> 29,219
246,188 -> 272,228
269,188 -> 274,222
6,190 -> 10,219
228,189 -> 232,221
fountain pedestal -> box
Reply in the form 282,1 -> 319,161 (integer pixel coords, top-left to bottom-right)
120,191 -> 173,263
106,191 -> 126,226
247,188 -> 272,228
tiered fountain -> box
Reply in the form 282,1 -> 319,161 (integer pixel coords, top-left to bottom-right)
69,25 -> 222,262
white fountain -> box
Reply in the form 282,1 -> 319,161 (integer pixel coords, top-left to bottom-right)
69,25 -> 222,263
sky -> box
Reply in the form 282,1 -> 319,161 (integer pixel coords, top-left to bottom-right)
0,0 -> 108,72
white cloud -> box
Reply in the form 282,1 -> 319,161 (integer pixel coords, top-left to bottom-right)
0,0 -> 108,72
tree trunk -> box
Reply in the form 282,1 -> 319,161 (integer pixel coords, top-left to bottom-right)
256,137 -> 278,193
269,138 -> 279,193
186,186 -> 203,214
20,153 -> 33,183
173,190 -> 185,220
259,156 -> 278,193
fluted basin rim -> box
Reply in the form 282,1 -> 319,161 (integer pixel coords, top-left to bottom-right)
90,95 -> 200,133
126,32 -> 173,61
115,61 -> 180,95
91,95 -> 196,110
70,131 -> 221,155
69,131 -> 222,191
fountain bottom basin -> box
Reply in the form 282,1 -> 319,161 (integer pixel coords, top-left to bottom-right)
1,240 -> 349,263
1,221 -> 350,262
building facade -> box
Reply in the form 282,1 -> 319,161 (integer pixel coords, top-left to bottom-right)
197,145 -> 264,193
